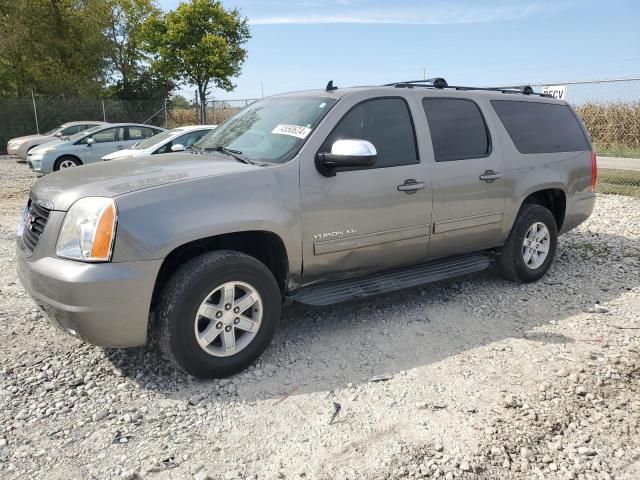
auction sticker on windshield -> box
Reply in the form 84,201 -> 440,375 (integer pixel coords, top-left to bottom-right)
271,124 -> 312,139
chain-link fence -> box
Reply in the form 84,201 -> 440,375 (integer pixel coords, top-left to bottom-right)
531,78 -> 640,196
0,96 -> 166,154
2,79 -> 639,196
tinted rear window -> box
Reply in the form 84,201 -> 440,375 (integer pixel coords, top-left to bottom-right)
491,100 -> 589,154
422,98 -> 490,162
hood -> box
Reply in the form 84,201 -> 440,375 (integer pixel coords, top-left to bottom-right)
10,134 -> 55,144
103,149 -> 137,161
30,138 -> 68,153
31,152 -> 262,211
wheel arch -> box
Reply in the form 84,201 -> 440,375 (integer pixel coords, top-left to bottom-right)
150,230 -> 290,312
517,188 -> 567,231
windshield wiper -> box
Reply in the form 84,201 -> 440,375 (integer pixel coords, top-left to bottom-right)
206,145 -> 254,165
189,145 -> 205,155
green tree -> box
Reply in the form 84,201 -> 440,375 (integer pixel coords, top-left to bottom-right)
0,0 -> 111,96
105,0 -> 160,89
168,94 -> 192,109
142,0 -> 250,123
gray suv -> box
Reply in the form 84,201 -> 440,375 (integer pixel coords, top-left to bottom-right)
16,78 -> 597,378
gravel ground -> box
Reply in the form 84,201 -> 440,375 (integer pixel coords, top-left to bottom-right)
0,157 -> 639,480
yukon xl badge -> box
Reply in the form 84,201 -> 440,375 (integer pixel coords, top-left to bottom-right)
313,229 -> 357,240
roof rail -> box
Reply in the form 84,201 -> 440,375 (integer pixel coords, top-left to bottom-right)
383,79 -> 551,97
385,77 -> 449,88
384,79 -> 549,97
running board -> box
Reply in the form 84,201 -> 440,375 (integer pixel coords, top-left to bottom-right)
289,253 -> 492,306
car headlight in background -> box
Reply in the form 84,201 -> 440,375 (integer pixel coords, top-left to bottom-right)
42,146 -> 57,154
56,197 -> 117,262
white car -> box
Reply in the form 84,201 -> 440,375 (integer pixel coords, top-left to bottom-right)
102,125 -> 216,161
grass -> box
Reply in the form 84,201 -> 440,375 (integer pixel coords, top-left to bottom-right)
597,168 -> 640,197
594,143 -> 640,158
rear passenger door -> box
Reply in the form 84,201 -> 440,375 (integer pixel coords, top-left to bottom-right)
422,97 -> 507,258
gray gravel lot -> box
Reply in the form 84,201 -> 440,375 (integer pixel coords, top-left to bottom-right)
0,157 -> 639,480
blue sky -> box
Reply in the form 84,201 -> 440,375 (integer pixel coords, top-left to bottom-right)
158,0 -> 640,100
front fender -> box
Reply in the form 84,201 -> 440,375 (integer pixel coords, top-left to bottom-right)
111,163 -> 302,280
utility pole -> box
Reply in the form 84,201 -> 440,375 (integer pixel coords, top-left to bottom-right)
31,91 -> 39,134
261,82 -> 264,98
423,67 -> 426,81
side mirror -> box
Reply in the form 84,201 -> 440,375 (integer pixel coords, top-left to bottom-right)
171,144 -> 185,152
86,137 -> 95,146
54,132 -> 62,137
315,139 -> 377,177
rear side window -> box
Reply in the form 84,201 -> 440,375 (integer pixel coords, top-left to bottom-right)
422,98 -> 490,162
128,126 -> 156,140
491,100 -> 589,154
321,97 -> 418,169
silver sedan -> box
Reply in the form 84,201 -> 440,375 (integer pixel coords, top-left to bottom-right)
27,123 -> 165,173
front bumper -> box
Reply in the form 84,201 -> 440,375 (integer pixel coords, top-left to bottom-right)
16,243 -> 163,347
27,154 -> 44,172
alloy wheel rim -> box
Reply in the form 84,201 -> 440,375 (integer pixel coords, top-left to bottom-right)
60,160 -> 76,168
522,222 -> 550,270
193,281 -> 263,357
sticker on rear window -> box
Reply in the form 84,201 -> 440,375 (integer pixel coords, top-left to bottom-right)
271,124 -> 312,139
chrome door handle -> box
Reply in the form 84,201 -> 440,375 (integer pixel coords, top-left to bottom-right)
479,170 -> 503,182
117,146 -> 125,149
397,179 -> 426,194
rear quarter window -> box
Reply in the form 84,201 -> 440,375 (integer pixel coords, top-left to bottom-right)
491,100 -> 589,154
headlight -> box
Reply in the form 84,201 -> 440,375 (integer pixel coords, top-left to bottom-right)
9,140 -> 24,147
56,197 -> 117,262
42,146 -> 57,153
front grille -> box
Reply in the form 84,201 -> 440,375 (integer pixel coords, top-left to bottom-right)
22,199 -> 51,253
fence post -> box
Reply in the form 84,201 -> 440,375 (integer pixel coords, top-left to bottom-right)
101,99 -> 106,122
164,98 -> 168,128
31,91 -> 39,134
212,100 -> 215,125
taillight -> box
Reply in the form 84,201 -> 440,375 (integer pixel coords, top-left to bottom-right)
589,151 -> 597,192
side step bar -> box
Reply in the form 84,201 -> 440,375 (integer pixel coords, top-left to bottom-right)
289,253 -> 492,306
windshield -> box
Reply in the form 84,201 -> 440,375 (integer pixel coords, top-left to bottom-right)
44,127 -> 61,136
68,125 -> 103,142
195,97 -> 337,163
133,129 -> 179,150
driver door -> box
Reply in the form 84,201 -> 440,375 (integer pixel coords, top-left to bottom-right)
300,96 -> 432,283
83,127 -> 126,164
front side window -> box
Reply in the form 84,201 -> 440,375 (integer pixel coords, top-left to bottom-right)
422,98 -> 490,162
155,130 -> 211,154
71,126 -> 103,144
320,97 -> 418,169
195,97 -> 337,163
92,127 -> 124,143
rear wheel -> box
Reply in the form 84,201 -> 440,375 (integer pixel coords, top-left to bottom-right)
54,156 -> 81,171
497,204 -> 558,283
157,250 -> 281,378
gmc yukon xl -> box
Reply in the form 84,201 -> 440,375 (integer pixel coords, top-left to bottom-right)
16,78 -> 597,378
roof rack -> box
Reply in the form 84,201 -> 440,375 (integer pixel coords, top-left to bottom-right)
385,78 -> 549,97
384,78 -> 449,88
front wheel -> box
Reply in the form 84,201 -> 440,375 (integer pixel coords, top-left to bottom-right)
497,204 -> 558,283
54,156 -> 81,171
157,251 -> 281,378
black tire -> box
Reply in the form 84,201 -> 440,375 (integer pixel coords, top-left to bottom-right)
157,250 -> 281,378
497,204 -> 558,283
53,156 -> 81,171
